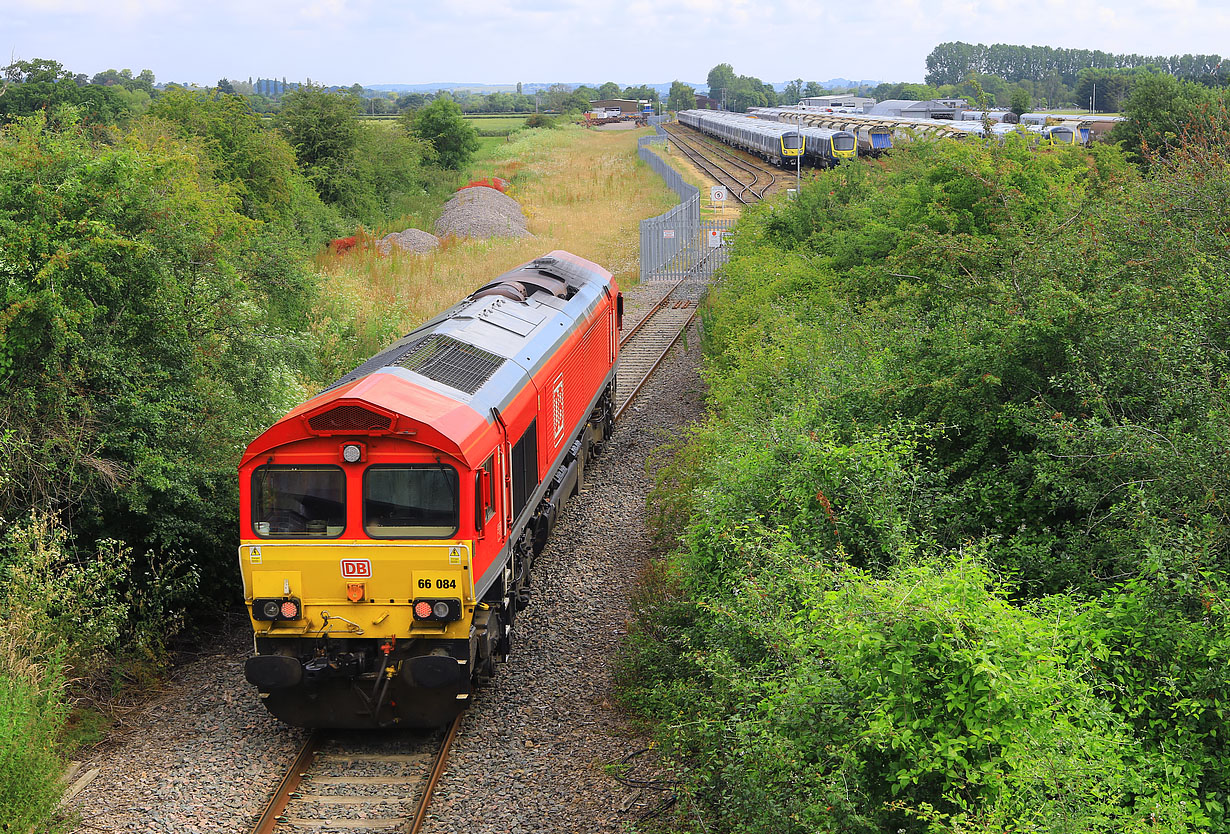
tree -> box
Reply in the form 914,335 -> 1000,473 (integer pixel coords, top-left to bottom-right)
1010,87 -> 1031,115
275,84 -> 362,204
667,81 -> 696,112
5,58 -> 72,84
396,92 -> 428,112
0,59 -> 131,126
707,63 -> 736,106
782,78 -> 803,106
597,81 -> 621,99
408,96 -> 478,169
216,78 -> 235,95
0,111 -> 310,601
804,81 -> 823,97
1111,71 -> 1218,163
147,87 -> 302,224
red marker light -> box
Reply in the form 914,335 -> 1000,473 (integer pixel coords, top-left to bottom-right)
281,600 -> 299,619
415,601 -> 434,619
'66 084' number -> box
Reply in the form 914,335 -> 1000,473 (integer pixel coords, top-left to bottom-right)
417,578 -> 457,589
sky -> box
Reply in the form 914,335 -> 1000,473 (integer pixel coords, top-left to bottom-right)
4,0 -> 1229,88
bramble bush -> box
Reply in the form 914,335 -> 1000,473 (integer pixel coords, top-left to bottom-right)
623,105 -> 1230,831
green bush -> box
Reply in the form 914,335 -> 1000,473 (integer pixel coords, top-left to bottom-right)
625,546 -> 1196,833
0,663 -> 69,833
0,111 -> 306,612
625,114 -> 1230,831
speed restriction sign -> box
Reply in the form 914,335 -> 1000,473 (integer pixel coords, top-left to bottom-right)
710,185 -> 727,203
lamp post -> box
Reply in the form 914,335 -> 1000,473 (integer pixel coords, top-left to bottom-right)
795,146 -> 801,193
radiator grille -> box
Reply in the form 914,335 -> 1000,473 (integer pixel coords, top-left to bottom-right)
394,334 -> 505,394
307,405 -> 392,432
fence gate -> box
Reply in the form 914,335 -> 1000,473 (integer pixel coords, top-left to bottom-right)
637,131 -> 737,282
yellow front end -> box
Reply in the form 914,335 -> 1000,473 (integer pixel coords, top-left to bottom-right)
238,539 -> 486,728
239,539 -> 476,641
832,138 -> 856,160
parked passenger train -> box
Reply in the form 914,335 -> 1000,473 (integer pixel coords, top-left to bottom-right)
679,109 -> 857,167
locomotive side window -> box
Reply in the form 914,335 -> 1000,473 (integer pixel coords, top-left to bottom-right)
476,454 -> 496,526
510,419 -> 539,518
252,466 -> 346,537
363,465 -> 459,539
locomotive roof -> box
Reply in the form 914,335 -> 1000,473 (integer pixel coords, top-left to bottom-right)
241,251 -> 615,466
324,251 -> 610,405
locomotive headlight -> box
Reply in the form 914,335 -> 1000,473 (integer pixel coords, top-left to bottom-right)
412,598 -> 461,622
253,597 -> 303,621
341,443 -> 364,463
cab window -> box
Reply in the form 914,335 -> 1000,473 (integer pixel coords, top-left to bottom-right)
476,454 -> 496,528
364,465 -> 459,539
252,465 -> 346,537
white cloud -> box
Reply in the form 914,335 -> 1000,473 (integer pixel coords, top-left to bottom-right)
2,0 -> 1227,86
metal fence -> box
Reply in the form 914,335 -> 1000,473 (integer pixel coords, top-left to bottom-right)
638,133 -> 736,280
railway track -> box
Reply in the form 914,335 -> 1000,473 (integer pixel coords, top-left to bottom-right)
660,123 -> 778,203
615,272 -> 712,419
658,124 -> 760,204
249,716 -> 461,834
249,272 -> 712,832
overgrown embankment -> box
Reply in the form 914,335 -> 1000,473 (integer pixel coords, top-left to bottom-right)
622,123 -> 1230,832
310,125 -> 676,368
0,80 -> 668,829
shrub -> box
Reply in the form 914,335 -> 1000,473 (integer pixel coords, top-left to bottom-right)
625,121 -> 1230,831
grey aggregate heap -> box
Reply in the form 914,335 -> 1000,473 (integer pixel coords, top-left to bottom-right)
377,228 -> 441,255
435,186 -> 532,240
65,278 -> 704,834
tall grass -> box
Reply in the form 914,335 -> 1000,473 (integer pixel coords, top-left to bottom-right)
0,617 -> 70,833
310,125 -> 677,371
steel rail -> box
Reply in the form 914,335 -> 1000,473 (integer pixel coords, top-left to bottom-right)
655,127 -> 756,204
614,305 -> 697,422
662,123 -> 762,198
619,277 -> 685,347
248,731 -> 322,834
664,123 -> 778,201
408,713 -> 463,834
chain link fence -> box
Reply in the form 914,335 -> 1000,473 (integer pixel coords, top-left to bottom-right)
638,129 -> 736,281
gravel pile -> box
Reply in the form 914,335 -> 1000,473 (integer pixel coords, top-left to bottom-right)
65,277 -> 705,834
377,228 -> 440,256
434,186 -> 532,240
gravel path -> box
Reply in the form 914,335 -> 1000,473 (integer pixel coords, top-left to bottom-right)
66,278 -> 705,834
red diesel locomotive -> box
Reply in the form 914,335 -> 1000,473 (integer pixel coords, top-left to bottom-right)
238,252 -> 622,727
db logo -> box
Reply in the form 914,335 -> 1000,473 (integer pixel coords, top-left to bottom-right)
340,559 -> 372,579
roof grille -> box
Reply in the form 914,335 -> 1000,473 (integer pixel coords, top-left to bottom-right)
394,334 -> 505,394
308,405 -> 392,433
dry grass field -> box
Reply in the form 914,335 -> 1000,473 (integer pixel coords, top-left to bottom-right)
310,125 -> 678,368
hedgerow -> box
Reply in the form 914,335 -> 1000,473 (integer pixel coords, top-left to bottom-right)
623,119 -> 1230,831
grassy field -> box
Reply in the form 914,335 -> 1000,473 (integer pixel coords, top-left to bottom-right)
465,115 -> 529,136
311,125 -> 676,364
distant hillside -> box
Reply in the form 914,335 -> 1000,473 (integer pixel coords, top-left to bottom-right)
366,81 -> 702,96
